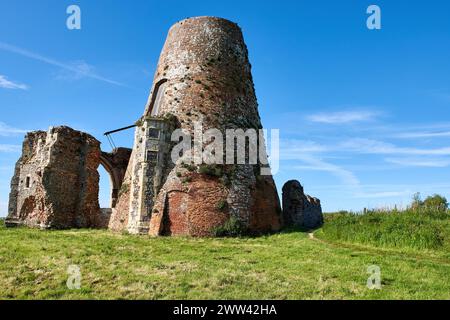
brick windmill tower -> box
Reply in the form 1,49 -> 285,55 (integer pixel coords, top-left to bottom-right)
108,16 -> 282,236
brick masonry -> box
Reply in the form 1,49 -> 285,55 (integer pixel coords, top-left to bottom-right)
109,16 -> 283,236
6,17 -> 323,236
6,126 -> 103,229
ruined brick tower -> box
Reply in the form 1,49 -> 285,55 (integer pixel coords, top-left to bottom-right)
108,16 -> 283,236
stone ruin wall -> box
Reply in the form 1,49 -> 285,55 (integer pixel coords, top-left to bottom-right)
109,17 -> 283,236
7,127 -> 102,229
5,17 -> 324,236
282,180 -> 324,230
6,126 -> 132,230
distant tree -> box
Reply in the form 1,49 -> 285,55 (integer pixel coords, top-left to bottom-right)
423,194 -> 448,211
411,192 -> 423,210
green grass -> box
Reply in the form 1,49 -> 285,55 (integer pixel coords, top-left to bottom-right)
317,209 -> 450,251
0,218 -> 449,300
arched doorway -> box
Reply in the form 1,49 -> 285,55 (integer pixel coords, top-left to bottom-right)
99,148 -> 132,208
98,165 -> 113,209
99,154 -> 120,208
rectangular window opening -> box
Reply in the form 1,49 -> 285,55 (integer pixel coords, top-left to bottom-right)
147,151 -> 158,164
148,128 -> 160,139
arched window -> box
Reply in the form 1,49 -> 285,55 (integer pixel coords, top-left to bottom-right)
148,79 -> 168,117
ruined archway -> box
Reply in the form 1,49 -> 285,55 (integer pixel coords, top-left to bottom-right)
99,148 -> 132,208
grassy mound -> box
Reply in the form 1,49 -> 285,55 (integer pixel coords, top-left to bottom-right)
317,209 -> 450,250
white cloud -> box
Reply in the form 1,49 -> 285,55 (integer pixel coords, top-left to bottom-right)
282,137 -> 450,157
292,155 -> 361,189
0,41 -> 125,86
0,122 -> 28,137
0,75 -> 28,90
280,139 -> 328,158
307,110 -> 379,124
0,144 -> 21,153
385,157 -> 450,168
290,158 -> 413,200
394,131 -> 450,139
55,60 -> 96,81
340,138 -> 450,156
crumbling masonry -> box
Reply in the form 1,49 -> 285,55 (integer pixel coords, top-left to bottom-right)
282,180 -> 323,230
5,16 -> 322,236
7,127 -> 103,228
108,16 -> 282,236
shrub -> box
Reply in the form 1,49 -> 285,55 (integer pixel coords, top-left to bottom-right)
410,192 -> 448,211
423,194 -> 448,211
182,177 -> 192,184
219,175 -> 231,187
199,164 -> 223,177
212,216 -> 247,237
216,199 -> 228,211
181,163 -> 196,172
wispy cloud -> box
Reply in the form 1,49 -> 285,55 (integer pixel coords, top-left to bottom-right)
282,137 -> 450,157
0,144 -> 21,153
280,139 -> 328,157
394,131 -> 450,139
341,138 -> 450,156
306,110 -> 380,124
291,155 -> 361,189
0,122 -> 28,137
0,41 -> 125,86
281,136 -> 450,200
385,157 -> 450,168
290,156 -> 411,200
0,75 -> 28,90
55,60 -> 99,81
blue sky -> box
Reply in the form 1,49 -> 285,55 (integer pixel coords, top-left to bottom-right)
1,0 -> 450,215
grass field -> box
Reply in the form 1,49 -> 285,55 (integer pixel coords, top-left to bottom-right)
0,214 -> 449,300
318,209 -> 450,251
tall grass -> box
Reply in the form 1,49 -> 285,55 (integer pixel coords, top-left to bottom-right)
318,208 -> 450,250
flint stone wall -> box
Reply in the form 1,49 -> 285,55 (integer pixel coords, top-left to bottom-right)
6,126 -> 103,229
110,16 -> 283,236
282,180 -> 323,230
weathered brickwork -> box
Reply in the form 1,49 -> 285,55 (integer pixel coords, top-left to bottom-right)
111,16 -> 283,236
6,17 -> 321,237
6,127 -> 103,229
282,180 -> 323,230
